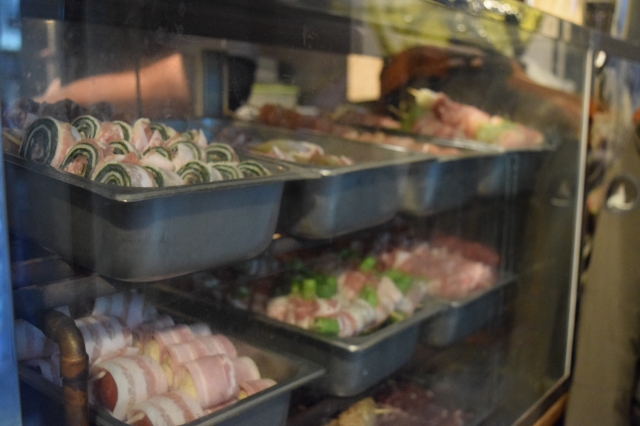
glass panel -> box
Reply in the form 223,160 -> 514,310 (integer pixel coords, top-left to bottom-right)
1,1 -> 588,425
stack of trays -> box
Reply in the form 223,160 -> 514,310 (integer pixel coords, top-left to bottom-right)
18,306 -> 325,426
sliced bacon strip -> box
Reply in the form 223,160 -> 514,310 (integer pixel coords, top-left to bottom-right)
239,379 -> 276,398
75,315 -> 132,367
126,390 -> 204,426
132,316 -> 175,350
176,354 -> 238,409
92,354 -> 168,421
14,319 -> 58,361
232,356 -> 260,384
92,291 -> 147,329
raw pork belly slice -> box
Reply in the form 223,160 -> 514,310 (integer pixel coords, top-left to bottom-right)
14,319 -> 58,361
126,390 -> 204,426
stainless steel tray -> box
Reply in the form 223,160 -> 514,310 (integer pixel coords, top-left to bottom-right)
420,275 -> 517,347
18,306 -> 325,426
219,123 -> 434,239
4,153 -> 313,281
151,284 -> 449,397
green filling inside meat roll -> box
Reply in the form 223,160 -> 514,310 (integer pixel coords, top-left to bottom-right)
112,121 -> 132,142
93,163 -> 132,186
71,115 -> 100,139
177,161 -> 210,184
20,117 -> 60,165
143,146 -> 173,160
211,162 -> 241,180
109,140 -> 136,156
238,161 -> 270,178
204,143 -> 236,163
169,140 -> 201,160
60,143 -> 101,178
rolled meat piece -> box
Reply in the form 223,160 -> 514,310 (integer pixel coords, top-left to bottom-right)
132,316 -> 176,350
109,140 -> 139,156
170,141 -> 203,171
396,280 -> 430,315
20,117 -> 81,167
336,299 -> 377,338
210,162 -> 241,180
92,354 -> 168,421
237,160 -> 270,178
14,319 -> 58,361
22,353 -> 62,386
71,115 -> 101,139
149,122 -> 178,141
132,118 -> 153,153
75,315 -> 132,367
91,160 -> 156,187
112,121 -> 133,142
161,334 -> 237,387
375,276 -> 404,324
96,122 -> 125,143
59,139 -> 114,178
175,354 -> 238,409
143,166 -> 184,187
176,160 -> 222,184
126,391 -> 204,426
143,325 -> 197,362
92,291 -> 147,329
238,379 -> 276,399
232,356 -> 260,384
203,143 -> 238,163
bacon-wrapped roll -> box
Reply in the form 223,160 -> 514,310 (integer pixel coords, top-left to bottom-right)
143,166 -> 184,187
210,162 -> 241,180
92,355 -> 168,421
150,122 -> 178,141
175,354 -> 238,409
238,379 -> 276,399
203,143 -> 238,163
59,139 -> 114,178
396,280 -> 429,316
112,121 -> 133,142
22,353 -> 61,386
176,161 -> 223,184
91,161 -> 156,188
237,160 -> 270,178
132,118 -> 153,153
232,356 -> 260,384
14,319 -> 58,361
92,291 -> 147,329
96,122 -> 125,143
75,315 -> 132,366
20,117 -> 81,168
161,335 -> 236,387
109,140 -> 139,157
132,316 -> 176,350
126,391 -> 204,426
71,115 -> 101,139
143,324 -> 211,362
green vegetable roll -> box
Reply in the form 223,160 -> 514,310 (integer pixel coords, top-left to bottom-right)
71,115 -> 101,139
204,143 -> 238,163
237,160 -> 271,178
112,121 -> 133,142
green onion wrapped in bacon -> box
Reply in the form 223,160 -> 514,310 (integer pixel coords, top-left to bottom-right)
203,143 -> 238,163
238,160 -> 271,178
91,161 -> 156,187
20,117 -> 80,168
210,162 -> 241,180
143,166 -> 184,187
112,121 -> 133,142
71,115 -> 101,139
150,122 -> 177,141
59,139 -> 111,178
109,140 -> 139,157
177,160 -> 223,184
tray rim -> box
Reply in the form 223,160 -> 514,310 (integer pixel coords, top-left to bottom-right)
4,152 -> 317,203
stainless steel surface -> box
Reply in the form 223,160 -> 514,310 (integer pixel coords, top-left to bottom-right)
226,123 -> 432,238
4,153 -> 310,281
420,276 -> 517,348
153,283 -> 447,396
18,305 -> 325,426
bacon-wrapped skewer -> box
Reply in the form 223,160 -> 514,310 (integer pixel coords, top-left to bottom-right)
143,324 -> 212,362
75,315 -> 133,367
175,354 -> 238,409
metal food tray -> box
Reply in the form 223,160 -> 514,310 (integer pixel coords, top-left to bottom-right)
18,306 -> 325,426
4,153 -> 313,281
220,123 -> 434,239
420,275 -> 517,348
151,284 -> 449,397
